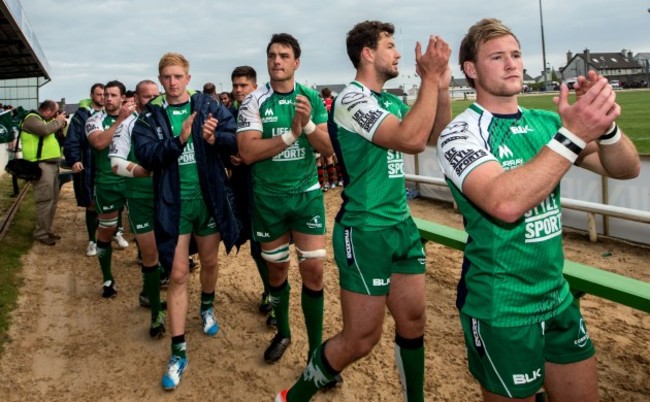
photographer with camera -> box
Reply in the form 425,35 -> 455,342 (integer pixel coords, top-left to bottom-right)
20,100 -> 68,245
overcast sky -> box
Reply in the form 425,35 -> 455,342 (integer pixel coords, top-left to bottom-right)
19,0 -> 650,103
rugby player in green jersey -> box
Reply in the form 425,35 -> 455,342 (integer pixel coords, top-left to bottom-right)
276,21 -> 451,402
437,18 -> 640,401
235,33 -> 334,367
85,80 -> 133,299
109,79 -> 166,339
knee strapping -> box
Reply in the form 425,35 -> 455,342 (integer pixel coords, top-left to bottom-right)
261,243 -> 291,263
98,217 -> 118,229
296,247 -> 326,262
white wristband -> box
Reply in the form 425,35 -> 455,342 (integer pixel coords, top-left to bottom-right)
598,122 -> 621,145
546,139 -> 578,164
281,130 -> 297,146
557,127 -> 586,149
303,120 -> 316,135
546,128 -> 586,164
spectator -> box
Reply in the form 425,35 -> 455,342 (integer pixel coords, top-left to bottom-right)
21,100 -> 68,245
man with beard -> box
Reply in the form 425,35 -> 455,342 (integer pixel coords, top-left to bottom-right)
275,20 -> 451,402
85,80 -> 132,297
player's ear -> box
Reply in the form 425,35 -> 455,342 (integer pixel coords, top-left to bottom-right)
463,61 -> 477,80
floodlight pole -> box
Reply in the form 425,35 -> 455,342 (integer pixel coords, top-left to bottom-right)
539,0 -> 549,91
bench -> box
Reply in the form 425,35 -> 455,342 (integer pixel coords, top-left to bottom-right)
412,217 -> 650,313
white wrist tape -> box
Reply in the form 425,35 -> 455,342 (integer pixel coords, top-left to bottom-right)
281,130 -> 297,146
598,122 -> 621,145
110,157 -> 136,177
303,120 -> 316,135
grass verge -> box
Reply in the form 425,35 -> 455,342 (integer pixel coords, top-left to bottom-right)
0,174 -> 34,354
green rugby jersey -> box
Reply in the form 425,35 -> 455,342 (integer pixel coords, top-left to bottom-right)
331,81 -> 411,229
157,97 -> 201,200
85,111 -> 126,187
108,113 -> 153,199
437,103 -> 572,327
236,82 -> 328,195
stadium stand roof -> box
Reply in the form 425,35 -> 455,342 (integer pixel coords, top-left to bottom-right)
0,0 -> 50,80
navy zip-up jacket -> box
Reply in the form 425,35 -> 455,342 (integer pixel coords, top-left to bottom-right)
63,104 -> 95,207
132,91 -> 242,269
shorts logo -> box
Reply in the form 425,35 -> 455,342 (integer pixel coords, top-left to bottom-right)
306,215 -> 323,229
513,369 -> 542,385
372,278 -> 390,287
574,318 -> 590,347
471,318 -> 485,357
207,218 -> 216,229
102,204 -> 114,211
135,223 -> 150,230
256,231 -> 270,238
343,227 -> 354,266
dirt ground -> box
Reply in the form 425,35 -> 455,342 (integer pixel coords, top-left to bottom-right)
0,183 -> 648,401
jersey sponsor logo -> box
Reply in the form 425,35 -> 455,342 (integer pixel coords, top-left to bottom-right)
85,122 -> 96,133
306,215 -> 323,229
497,144 -> 524,170
272,143 -> 305,161
372,278 -> 390,287
178,142 -> 196,165
524,195 -> 562,243
440,121 -> 468,138
513,369 -> 542,385
352,109 -> 383,133
271,127 -> 305,161
171,108 -> 188,116
497,144 -> 513,159
256,231 -> 270,238
347,99 -> 368,111
262,108 -> 278,123
237,114 -> 250,129
510,125 -> 534,135
278,99 -> 293,105
109,141 -> 118,155
440,135 -> 468,148
340,92 -> 364,105
444,147 -> 488,176
574,318 -> 590,347
387,149 -> 404,178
